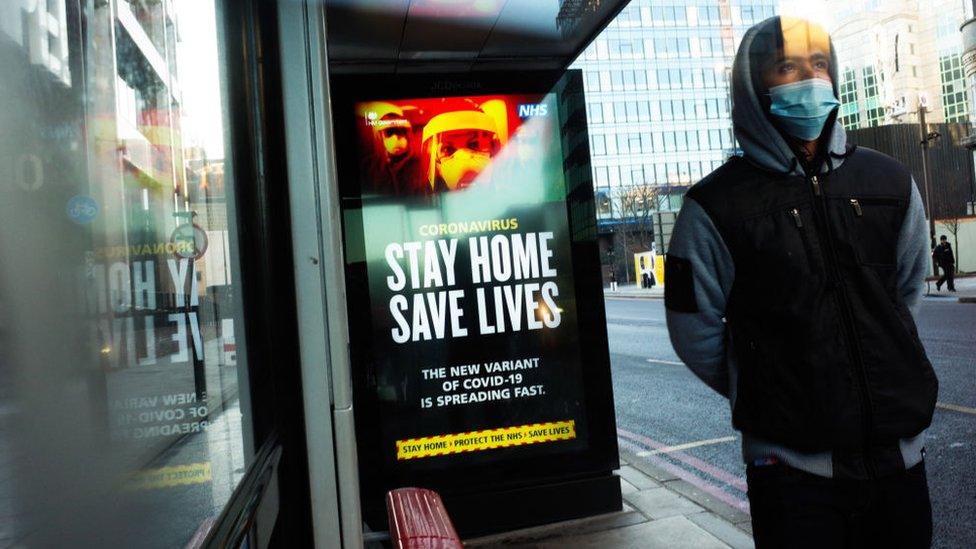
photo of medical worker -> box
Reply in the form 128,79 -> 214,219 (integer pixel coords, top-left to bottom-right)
355,94 -> 553,196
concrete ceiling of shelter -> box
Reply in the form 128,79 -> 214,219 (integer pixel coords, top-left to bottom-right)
325,0 -> 630,74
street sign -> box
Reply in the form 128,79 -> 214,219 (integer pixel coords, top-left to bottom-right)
67,195 -> 99,224
170,223 -> 209,260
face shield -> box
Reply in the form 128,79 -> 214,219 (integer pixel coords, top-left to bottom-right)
422,110 -> 499,191
435,130 -> 495,189
751,17 -> 839,141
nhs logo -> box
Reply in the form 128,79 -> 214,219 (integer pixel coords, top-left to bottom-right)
517,103 -> 549,118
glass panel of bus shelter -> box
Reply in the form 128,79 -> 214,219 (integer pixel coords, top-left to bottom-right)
0,0 -> 251,545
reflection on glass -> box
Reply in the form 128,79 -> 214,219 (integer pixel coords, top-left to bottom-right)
0,0 -> 249,545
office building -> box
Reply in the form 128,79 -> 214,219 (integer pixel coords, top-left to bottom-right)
830,0 -> 975,127
571,0 -> 779,258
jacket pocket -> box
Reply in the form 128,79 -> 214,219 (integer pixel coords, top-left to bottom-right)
846,196 -> 905,267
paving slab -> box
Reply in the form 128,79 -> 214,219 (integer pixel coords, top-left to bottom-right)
687,512 -> 755,549
624,486 -> 704,520
464,508 -> 647,547
619,477 -> 639,495
663,478 -> 751,525
617,465 -> 661,490
735,520 -> 754,536
618,447 -> 680,483
536,515 -> 728,548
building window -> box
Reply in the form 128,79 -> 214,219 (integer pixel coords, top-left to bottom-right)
591,135 -> 607,155
632,166 -> 646,185
614,102 -> 627,122
589,103 -> 603,124
657,68 -> 669,89
641,132 -> 654,152
676,131 -> 688,151
585,71 -> 600,91
635,70 -> 647,90
626,101 -> 638,121
862,66 -> 884,126
673,100 -> 685,120
940,54 -> 970,123
611,70 -> 623,90
839,68 -> 861,128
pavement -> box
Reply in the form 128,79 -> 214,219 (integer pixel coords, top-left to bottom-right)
606,273 -> 976,303
924,273 -> 976,302
605,283 -> 664,299
465,455 -> 753,548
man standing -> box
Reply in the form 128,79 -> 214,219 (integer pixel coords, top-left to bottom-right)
933,235 -> 956,292
665,17 -> 937,548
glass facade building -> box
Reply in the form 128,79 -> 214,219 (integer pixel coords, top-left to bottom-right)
571,0 -> 778,259
829,0 -> 975,128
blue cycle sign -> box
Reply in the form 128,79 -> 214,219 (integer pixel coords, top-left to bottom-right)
67,195 -> 99,224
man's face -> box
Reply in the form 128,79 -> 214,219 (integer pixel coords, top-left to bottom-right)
382,127 -> 409,158
761,49 -> 832,89
436,129 -> 495,190
760,17 -> 833,89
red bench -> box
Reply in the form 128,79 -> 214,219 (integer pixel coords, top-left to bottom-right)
386,488 -> 463,548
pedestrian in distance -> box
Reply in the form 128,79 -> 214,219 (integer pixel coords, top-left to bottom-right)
664,16 -> 937,548
609,268 -> 618,292
933,235 -> 956,292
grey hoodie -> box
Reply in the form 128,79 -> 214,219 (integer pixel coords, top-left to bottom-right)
665,17 -> 930,477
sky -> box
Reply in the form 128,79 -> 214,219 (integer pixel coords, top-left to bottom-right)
175,0 -> 224,160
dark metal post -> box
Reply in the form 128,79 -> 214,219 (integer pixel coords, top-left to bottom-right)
919,104 -> 938,274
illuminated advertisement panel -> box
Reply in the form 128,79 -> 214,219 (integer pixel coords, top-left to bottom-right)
334,71 -> 618,534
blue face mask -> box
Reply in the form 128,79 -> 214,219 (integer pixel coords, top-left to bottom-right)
767,78 -> 840,141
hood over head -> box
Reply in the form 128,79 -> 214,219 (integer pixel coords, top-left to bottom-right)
731,16 -> 849,176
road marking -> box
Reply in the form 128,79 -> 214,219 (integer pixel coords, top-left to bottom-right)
937,402 -> 976,416
646,358 -> 685,366
618,437 -> 750,513
635,436 -> 737,457
617,428 -> 748,492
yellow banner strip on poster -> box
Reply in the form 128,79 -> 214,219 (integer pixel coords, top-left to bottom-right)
126,462 -> 212,490
396,420 -> 576,460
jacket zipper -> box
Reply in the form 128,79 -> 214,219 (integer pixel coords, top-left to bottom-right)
790,208 -> 803,227
807,176 -> 877,478
790,208 -> 818,269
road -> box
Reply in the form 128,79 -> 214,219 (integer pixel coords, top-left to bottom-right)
605,296 -> 976,548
